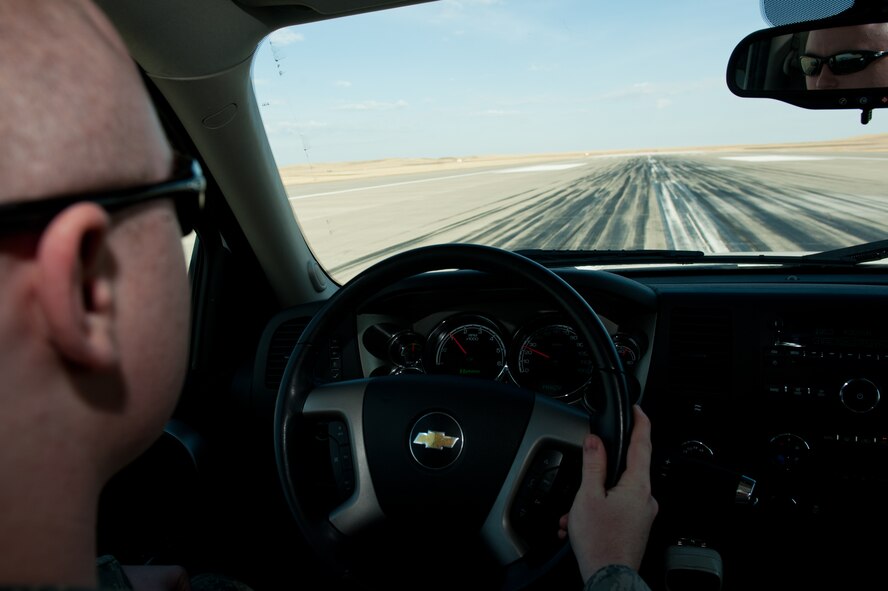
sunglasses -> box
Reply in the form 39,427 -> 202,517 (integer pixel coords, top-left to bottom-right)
0,154 -> 206,237
799,50 -> 888,76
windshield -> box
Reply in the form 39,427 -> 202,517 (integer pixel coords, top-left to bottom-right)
251,0 -> 888,283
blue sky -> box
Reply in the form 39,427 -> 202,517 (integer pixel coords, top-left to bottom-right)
251,0 -> 887,166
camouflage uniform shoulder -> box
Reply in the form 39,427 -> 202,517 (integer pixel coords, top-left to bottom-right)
584,564 -> 652,591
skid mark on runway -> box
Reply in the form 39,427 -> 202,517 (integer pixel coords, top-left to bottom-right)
649,157 -> 729,252
317,154 -> 888,279
664,158 -> 888,250
463,159 -> 668,250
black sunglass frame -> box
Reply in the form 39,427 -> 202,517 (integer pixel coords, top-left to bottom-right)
799,49 -> 888,77
0,154 -> 206,237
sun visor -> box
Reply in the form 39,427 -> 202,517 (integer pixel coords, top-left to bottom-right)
760,0 -> 855,26
236,0 -> 435,16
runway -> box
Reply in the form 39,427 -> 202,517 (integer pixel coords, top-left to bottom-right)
286,152 -> 888,281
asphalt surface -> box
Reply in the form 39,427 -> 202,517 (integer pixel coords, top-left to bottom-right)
287,152 -> 888,281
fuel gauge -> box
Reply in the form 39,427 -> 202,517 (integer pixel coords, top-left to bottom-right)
613,333 -> 644,368
389,331 -> 425,370
362,324 -> 426,374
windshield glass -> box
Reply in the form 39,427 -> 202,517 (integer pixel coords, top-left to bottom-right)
251,0 -> 888,283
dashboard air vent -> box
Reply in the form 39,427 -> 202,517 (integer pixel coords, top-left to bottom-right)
265,318 -> 309,390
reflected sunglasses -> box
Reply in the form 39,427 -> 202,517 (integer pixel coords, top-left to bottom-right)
0,154 -> 206,236
799,50 -> 888,76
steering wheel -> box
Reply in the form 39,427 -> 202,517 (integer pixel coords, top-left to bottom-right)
274,244 -> 632,590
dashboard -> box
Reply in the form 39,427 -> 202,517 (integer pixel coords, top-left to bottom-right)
253,266 -> 888,590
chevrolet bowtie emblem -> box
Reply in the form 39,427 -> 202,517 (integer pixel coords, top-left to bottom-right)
409,413 -> 463,469
412,431 -> 460,450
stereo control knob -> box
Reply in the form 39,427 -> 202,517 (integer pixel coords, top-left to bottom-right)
840,378 -> 880,413
769,433 -> 809,472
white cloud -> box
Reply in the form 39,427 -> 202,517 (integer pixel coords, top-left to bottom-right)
269,29 -> 304,45
441,0 -> 501,10
592,78 -> 722,103
335,80 -> 353,88
265,120 -> 328,135
336,99 -> 409,111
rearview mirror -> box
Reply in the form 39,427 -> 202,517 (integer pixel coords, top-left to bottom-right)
727,19 -> 888,123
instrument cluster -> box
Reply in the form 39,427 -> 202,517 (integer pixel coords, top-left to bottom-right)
360,311 -> 647,402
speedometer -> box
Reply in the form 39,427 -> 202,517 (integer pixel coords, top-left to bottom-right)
427,316 -> 507,380
512,323 -> 593,398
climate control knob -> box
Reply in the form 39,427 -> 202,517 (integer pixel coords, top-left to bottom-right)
840,378 -> 880,413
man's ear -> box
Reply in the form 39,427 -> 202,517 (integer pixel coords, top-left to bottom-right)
35,203 -> 119,370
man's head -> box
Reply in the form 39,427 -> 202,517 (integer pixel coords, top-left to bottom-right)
0,0 -> 190,488
803,23 -> 888,89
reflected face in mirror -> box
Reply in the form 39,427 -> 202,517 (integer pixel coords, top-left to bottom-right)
803,24 -> 888,89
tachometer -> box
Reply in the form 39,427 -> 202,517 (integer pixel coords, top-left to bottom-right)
427,316 -> 507,380
513,322 -> 593,398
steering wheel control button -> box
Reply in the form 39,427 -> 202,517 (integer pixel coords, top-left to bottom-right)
328,338 -> 342,380
511,446 -> 581,543
409,412 -> 464,469
328,421 -> 355,499
521,449 -> 564,497
840,378 -> 880,413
